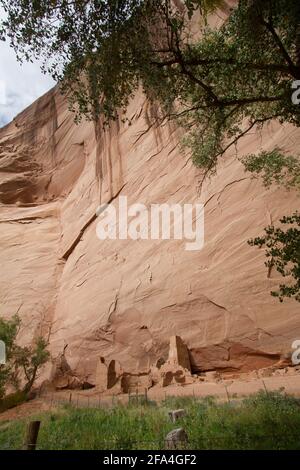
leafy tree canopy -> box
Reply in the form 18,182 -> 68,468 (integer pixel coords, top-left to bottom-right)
1,1 -> 300,160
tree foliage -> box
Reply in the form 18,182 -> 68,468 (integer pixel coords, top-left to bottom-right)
248,213 -> 300,302
0,315 -> 49,400
0,0 -> 223,123
242,148 -> 300,191
1,1 -> 299,155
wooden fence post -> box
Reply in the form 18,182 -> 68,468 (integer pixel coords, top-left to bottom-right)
224,384 -> 230,403
24,421 -> 41,450
262,379 -> 268,395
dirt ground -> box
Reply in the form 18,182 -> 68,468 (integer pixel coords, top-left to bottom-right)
1,371 -> 300,423
0,399 -> 53,423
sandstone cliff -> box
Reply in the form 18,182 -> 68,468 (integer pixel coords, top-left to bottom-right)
0,80 -> 299,383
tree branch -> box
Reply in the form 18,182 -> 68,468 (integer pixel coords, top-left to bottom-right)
199,114 -> 280,186
151,57 -> 292,75
262,18 -> 300,78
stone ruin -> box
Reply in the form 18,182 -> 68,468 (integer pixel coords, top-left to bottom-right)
168,336 -> 191,371
95,357 -> 123,392
46,335 -> 194,393
93,335 -> 194,394
94,356 -> 152,394
46,335 -> 297,393
152,335 -> 194,388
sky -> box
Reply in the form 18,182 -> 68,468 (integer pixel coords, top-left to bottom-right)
0,8 -> 55,128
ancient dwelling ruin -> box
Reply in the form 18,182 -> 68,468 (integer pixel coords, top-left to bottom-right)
93,335 -> 194,394
48,335 -> 195,393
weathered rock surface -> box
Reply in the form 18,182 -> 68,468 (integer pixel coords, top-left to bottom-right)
165,428 -> 188,449
0,36 -> 299,382
50,347 -> 83,390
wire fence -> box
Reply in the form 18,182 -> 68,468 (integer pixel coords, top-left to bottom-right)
2,379 -> 300,450
38,389 -> 152,410
37,378 -> 286,411
31,436 -> 300,450
2,392 -> 300,450
3,433 -> 300,451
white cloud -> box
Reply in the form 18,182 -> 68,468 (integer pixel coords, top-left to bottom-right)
0,8 -> 55,127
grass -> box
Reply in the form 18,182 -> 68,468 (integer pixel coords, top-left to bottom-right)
0,390 -> 28,413
1,391 -> 300,450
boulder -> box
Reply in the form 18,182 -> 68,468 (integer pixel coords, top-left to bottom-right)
50,348 -> 83,390
168,409 -> 186,423
165,428 -> 188,449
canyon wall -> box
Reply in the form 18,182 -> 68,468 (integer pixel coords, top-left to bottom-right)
0,33 -> 299,381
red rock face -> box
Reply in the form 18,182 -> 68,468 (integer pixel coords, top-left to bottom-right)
0,84 -> 299,383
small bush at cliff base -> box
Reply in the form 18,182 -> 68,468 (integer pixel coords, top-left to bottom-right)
1,391 -> 300,450
0,314 -> 49,410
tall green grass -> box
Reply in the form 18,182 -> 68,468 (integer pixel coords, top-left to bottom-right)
1,391 -> 300,450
